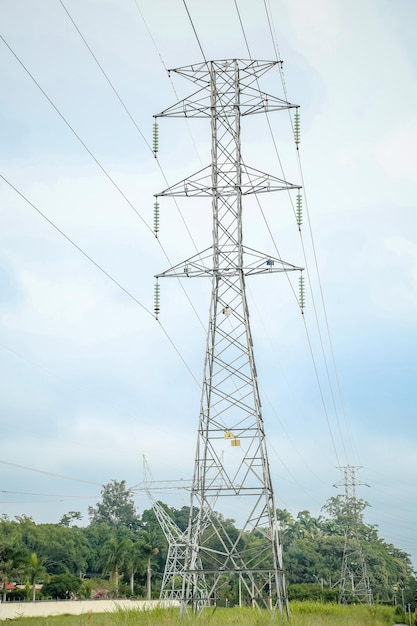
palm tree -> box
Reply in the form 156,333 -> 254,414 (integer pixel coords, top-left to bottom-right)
100,536 -> 130,596
137,534 -> 159,601
26,552 -> 46,602
0,554 -> 14,602
0,535 -> 27,602
295,510 -> 323,540
123,540 -> 145,596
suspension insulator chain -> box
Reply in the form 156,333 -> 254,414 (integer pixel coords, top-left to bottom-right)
153,200 -> 160,237
152,121 -> 159,157
296,193 -> 303,230
299,273 -> 305,313
294,110 -> 300,146
154,281 -> 160,319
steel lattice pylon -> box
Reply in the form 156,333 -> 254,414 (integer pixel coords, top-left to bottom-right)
336,466 -> 373,604
155,59 -> 302,617
142,458 -> 208,603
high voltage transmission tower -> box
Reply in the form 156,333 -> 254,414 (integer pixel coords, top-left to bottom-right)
336,465 -> 372,604
154,59 -> 303,617
141,457 -> 204,603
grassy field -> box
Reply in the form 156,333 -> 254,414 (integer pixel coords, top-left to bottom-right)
1,603 -> 402,626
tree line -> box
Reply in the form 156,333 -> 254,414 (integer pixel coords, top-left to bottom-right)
0,479 -> 415,606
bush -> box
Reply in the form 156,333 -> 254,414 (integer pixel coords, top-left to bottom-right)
41,573 -> 83,599
288,582 -> 338,603
5,588 -> 26,601
83,577 -> 113,599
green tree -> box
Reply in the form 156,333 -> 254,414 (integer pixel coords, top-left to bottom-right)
82,522 -> 114,575
88,480 -> 140,530
26,552 -> 46,602
122,540 -> 140,595
141,506 -> 168,572
277,499 -> 417,603
140,537 -> 159,600
19,523 -> 90,576
41,573 -> 83,599
59,511 -> 83,527
294,510 -> 323,540
0,536 -> 26,602
172,505 -> 195,532
276,508 -> 295,530
322,495 -> 369,531
13,514 -> 37,548
1,490 -> 414,606
99,534 -> 131,595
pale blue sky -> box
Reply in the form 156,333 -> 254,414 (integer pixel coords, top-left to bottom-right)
1,0 -> 416,569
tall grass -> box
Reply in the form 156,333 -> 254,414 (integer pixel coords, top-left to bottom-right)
5,603 -> 399,626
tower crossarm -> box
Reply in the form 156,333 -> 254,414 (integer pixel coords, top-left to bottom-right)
156,246 -> 302,279
156,60 -> 297,119
161,58 -> 296,95
155,89 -> 297,119
155,164 -> 300,197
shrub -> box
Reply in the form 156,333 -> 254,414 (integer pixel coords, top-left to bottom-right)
40,574 -> 83,599
5,588 -> 26,601
288,583 -> 338,603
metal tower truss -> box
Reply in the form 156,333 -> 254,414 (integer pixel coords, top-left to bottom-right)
336,466 -> 373,604
155,59 -> 302,617
157,247 -> 301,279
153,500 -> 189,602
142,459 -> 209,603
156,165 -> 298,197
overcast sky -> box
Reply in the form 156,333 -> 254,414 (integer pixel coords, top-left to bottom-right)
1,0 -> 416,569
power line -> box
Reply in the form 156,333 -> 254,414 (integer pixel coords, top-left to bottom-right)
55,4 -> 207,332
2,16 -> 202,280
259,3 -> 355,465
59,0 -> 152,153
0,489 -> 96,499
234,0 -> 251,57
1,21 -> 209,405
0,459 -> 102,486
301,314 -> 341,467
0,174 -> 153,317
0,341 -> 59,379
133,0 -> 205,171
228,4 -> 347,467
181,0 -> 208,65
1,172 -> 203,387
0,33 -> 154,238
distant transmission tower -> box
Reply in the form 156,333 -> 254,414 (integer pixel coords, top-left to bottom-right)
336,465 -> 372,604
141,457 -> 203,603
154,59 -> 303,617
